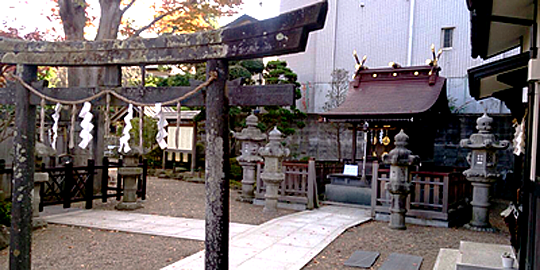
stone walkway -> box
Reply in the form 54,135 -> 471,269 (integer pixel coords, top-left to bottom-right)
43,206 -> 371,270
43,209 -> 255,241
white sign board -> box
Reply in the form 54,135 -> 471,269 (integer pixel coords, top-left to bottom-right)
167,126 -> 194,151
343,164 -> 358,176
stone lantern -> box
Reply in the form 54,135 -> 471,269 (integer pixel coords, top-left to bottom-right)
259,127 -> 289,213
460,113 -> 509,231
33,141 -> 55,228
234,114 -> 267,202
382,130 -> 419,230
32,172 -> 48,228
116,147 -> 143,210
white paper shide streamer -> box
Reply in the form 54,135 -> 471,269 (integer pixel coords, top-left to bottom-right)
156,103 -> 168,149
51,103 -> 62,150
119,104 -> 134,153
78,102 -> 94,149
513,119 -> 526,156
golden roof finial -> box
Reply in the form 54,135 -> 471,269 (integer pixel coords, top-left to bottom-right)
352,50 -> 368,79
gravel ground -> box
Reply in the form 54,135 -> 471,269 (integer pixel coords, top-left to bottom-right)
303,200 -> 511,270
0,177 -> 294,270
0,225 -> 203,270
87,177 -> 295,225
0,177 -> 512,269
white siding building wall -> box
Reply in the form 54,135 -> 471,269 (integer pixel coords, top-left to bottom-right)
280,0 -> 513,114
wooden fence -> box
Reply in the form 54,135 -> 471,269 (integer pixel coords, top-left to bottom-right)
255,159 -> 318,209
371,161 -> 471,222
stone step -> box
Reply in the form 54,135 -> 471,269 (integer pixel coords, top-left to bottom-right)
433,249 -> 459,270
456,241 -> 516,270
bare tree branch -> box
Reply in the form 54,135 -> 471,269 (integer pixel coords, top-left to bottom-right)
120,0 -> 136,15
130,6 -> 184,38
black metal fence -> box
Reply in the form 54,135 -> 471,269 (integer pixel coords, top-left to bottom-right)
28,157 -> 147,211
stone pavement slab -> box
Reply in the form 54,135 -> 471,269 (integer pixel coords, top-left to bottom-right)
379,253 -> 423,270
43,210 -> 255,241
344,250 -> 380,268
162,206 -> 371,270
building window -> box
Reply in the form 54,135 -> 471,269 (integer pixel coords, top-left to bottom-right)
441,28 -> 454,49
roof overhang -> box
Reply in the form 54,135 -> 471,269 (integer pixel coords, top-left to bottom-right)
468,52 -> 530,99
322,65 -> 448,122
467,0 -> 534,59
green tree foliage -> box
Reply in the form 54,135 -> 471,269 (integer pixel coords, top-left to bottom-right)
129,116 -> 159,151
0,201 -> 11,227
259,60 -> 306,135
143,59 -> 305,137
228,65 -> 252,82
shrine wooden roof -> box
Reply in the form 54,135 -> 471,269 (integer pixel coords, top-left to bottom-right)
322,65 -> 447,121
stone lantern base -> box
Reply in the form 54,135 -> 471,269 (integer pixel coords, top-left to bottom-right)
115,167 -> 143,211
116,201 -> 143,210
262,173 -> 285,213
238,162 -> 257,203
464,178 -> 497,232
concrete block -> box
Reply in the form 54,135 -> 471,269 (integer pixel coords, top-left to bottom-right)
433,249 -> 459,270
325,184 -> 371,205
457,241 -> 516,270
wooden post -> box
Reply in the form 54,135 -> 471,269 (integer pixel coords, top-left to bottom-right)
101,157 -> 109,203
139,106 -> 144,150
10,64 -> 37,270
371,161 -> 379,218
116,159 -> 123,201
351,123 -> 358,163
141,159 -> 147,201
162,150 -> 166,170
191,121 -> 197,174
204,59 -> 230,270
85,159 -> 95,209
307,159 -> 316,210
92,110 -> 104,194
63,163 -> 73,209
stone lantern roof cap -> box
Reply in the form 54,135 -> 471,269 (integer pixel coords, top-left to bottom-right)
394,129 -> 409,147
269,126 -> 282,141
246,114 -> 258,127
383,129 -> 419,166
234,114 -> 267,141
476,113 -> 493,133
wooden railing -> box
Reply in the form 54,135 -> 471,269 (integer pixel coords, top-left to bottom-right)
255,159 -> 318,209
371,161 -> 470,221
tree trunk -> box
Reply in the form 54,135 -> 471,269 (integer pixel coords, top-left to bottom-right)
59,0 -> 122,193
58,0 -> 92,87
96,0 -> 122,41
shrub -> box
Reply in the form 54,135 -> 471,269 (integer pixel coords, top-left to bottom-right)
0,201 -> 11,227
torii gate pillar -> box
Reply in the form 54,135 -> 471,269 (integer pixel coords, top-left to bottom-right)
10,64 -> 37,270
204,60 -> 230,268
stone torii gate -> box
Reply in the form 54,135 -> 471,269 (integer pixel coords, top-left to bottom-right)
0,1 -> 328,269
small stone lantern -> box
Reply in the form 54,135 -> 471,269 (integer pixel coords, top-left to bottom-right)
32,172 -> 48,228
382,130 -> 419,230
460,113 -> 509,231
259,127 -> 289,213
116,147 -> 143,210
234,114 -> 267,202
33,141 -> 56,228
